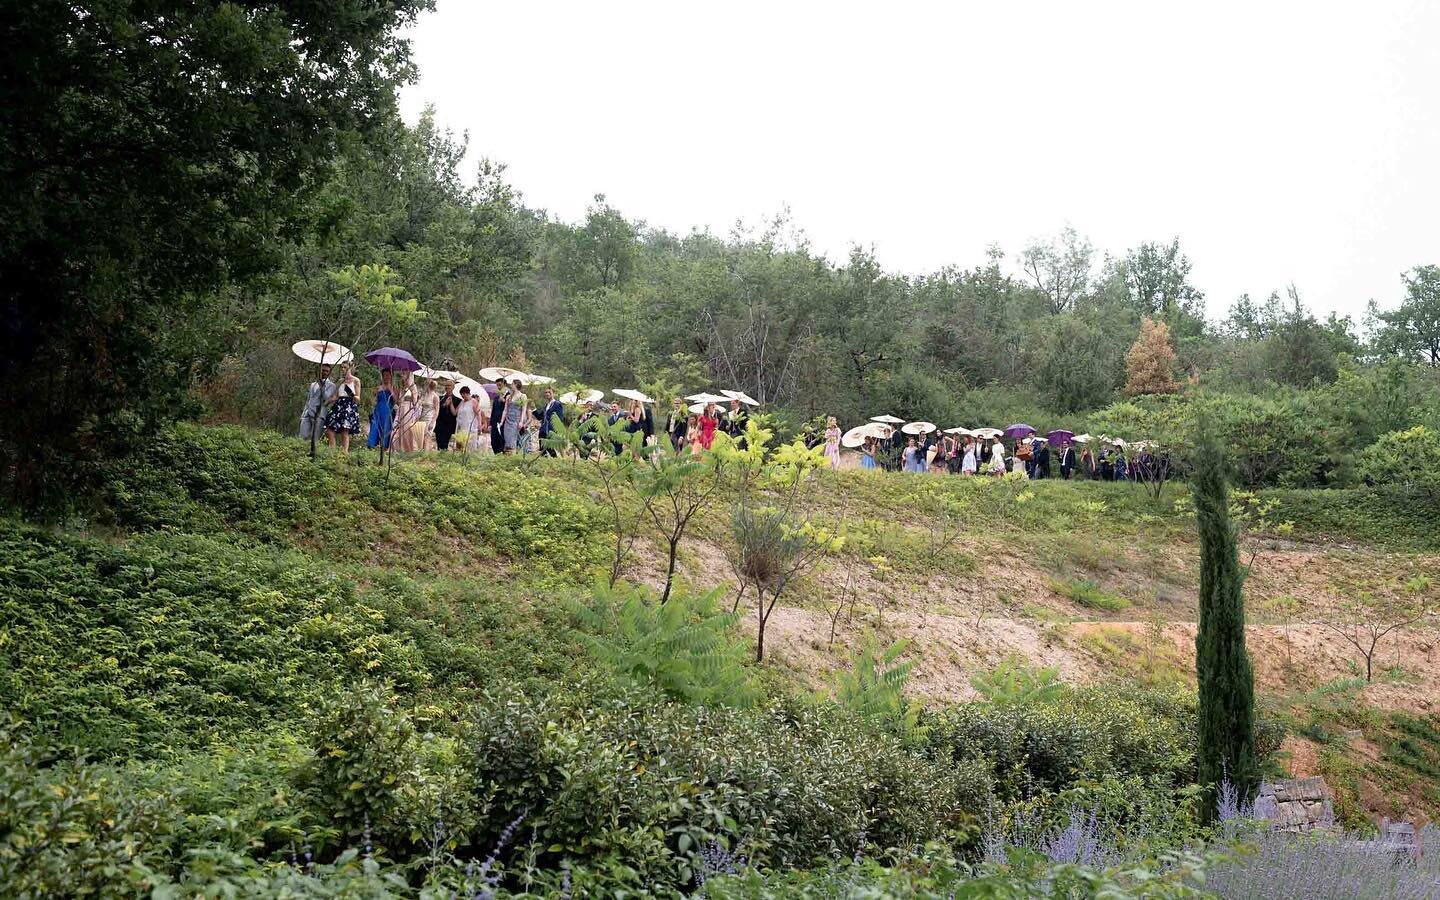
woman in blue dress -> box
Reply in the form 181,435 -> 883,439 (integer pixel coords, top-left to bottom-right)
860,436 -> 879,470
367,368 -> 395,450
902,437 -> 924,473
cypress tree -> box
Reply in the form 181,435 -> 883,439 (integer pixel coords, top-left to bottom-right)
1192,425 -> 1258,821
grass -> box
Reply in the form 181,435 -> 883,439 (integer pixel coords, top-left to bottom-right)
1048,577 -> 1132,612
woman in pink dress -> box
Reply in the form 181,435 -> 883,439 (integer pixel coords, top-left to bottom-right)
823,416 -> 842,470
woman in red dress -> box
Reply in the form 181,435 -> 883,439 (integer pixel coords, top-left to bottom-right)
698,402 -> 720,449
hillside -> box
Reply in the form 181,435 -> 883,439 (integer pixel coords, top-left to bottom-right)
4,424 -> 1439,895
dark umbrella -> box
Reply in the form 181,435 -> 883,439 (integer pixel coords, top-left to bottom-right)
363,347 -> 422,371
1003,423 -> 1036,439
1048,429 -> 1075,446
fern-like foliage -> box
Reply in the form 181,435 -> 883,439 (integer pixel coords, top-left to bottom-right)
569,579 -> 757,707
833,639 -> 925,741
969,655 -> 1066,706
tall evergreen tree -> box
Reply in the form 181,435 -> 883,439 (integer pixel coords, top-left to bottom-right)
1192,424 -> 1258,821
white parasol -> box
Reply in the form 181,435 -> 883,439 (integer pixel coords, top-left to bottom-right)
720,389 -> 759,406
902,421 -> 937,435
479,366 -> 527,383
841,422 -> 893,448
414,366 -> 460,382
972,427 -> 1004,440
1073,433 -> 1092,444
561,389 -> 604,405
943,427 -> 973,436
687,402 -> 708,415
520,373 -> 556,385
454,375 -> 487,398
612,388 -> 655,403
686,392 -> 731,404
292,339 -> 353,365
870,414 -> 906,425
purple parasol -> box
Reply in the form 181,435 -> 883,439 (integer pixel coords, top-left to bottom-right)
1047,429 -> 1075,446
1003,423 -> 1036,439
363,347 -> 422,371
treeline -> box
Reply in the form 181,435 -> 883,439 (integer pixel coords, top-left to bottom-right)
7,2 -> 1440,502
209,111 -> 1440,490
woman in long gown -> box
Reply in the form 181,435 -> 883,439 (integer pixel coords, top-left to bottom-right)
394,372 -> 418,452
367,368 -> 396,450
502,378 -> 529,453
823,417 -> 842,470
961,439 -> 978,475
417,379 -> 438,450
989,439 -> 1007,476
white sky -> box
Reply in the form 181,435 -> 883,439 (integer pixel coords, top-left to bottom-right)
400,0 -> 1440,322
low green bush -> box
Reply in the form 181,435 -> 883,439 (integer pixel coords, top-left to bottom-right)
926,684 -> 1196,802
1048,577 -> 1131,612
463,679 -> 994,893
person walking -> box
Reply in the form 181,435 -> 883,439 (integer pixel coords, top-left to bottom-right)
394,371 -> 418,452
502,377 -> 529,454
667,399 -> 689,453
324,361 -> 362,453
433,380 -> 459,452
961,438 -> 978,475
989,438 -> 1007,476
489,378 -> 507,455
1059,441 -> 1076,479
1034,439 -> 1051,479
823,416 -> 842,470
417,379 -> 438,450
698,402 -> 720,450
537,387 -> 565,456
300,364 -> 337,442
452,385 -> 477,454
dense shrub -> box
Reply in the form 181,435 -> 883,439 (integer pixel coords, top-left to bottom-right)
1357,425 -> 1440,496
462,680 -> 994,893
0,725 -> 173,897
0,521 -> 583,755
297,686 -> 423,848
926,685 -> 1196,801
1259,487 -> 1440,551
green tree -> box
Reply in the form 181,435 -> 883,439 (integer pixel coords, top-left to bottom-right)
1020,225 -> 1095,315
1,0 -> 429,503
636,448 -> 723,604
1124,239 -> 1205,319
1191,424 -> 1258,821
1375,265 -> 1440,365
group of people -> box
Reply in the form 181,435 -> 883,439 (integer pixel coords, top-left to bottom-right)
299,365 -> 756,458
299,366 -> 1152,480
299,363 -> 545,455
819,419 -> 1155,482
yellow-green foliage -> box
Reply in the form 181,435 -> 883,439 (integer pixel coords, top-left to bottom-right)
1049,577 -> 1131,612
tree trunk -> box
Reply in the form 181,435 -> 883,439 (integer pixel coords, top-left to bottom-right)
660,536 -> 679,604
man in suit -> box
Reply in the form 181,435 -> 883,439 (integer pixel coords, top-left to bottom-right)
1059,440 -> 1077,479
537,387 -> 564,456
1034,439 -> 1051,479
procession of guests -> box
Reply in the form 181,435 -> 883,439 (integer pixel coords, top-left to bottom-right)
300,366 -> 1153,479
842,425 -> 1156,482
299,367 -> 755,458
